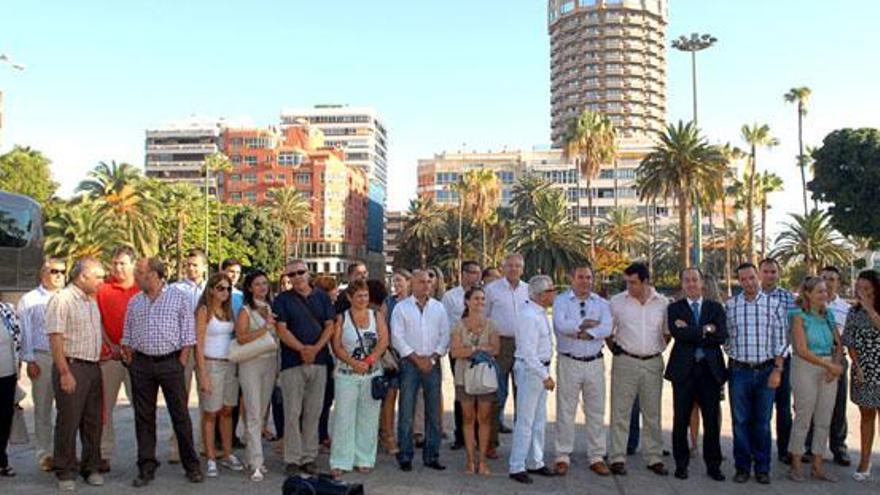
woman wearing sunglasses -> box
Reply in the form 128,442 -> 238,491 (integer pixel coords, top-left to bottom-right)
195,273 -> 244,477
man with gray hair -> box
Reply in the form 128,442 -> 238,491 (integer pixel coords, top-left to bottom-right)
45,257 -> 107,492
509,275 -> 557,484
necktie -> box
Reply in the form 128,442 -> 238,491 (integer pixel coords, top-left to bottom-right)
692,301 -> 705,361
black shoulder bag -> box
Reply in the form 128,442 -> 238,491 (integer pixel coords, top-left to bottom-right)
349,309 -> 389,400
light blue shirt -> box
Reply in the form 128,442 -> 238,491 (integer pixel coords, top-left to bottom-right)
16,285 -> 54,362
231,289 -> 244,319
793,308 -> 836,357
553,290 -> 611,358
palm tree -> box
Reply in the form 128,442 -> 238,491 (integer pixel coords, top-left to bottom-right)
507,187 -> 590,281
402,197 -> 445,269
76,160 -> 159,256
719,144 -> 746,295
268,187 -> 312,264
459,169 -> 501,266
770,211 -> 850,275
597,207 -> 646,257
636,121 -> 726,270
756,171 -> 784,259
205,153 -> 232,267
741,123 -> 779,263
155,182 -> 203,278
784,87 -> 812,216
562,110 -> 617,258
510,175 -> 552,219
44,198 -> 120,267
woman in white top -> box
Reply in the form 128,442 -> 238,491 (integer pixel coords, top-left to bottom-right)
0,301 -> 21,477
234,270 -> 277,481
329,280 -> 389,479
196,273 -> 243,477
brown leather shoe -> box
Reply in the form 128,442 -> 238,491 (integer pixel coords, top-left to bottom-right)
98,459 -> 111,473
590,461 -> 611,476
609,462 -> 627,475
39,456 -> 54,472
555,461 -> 569,476
647,462 -> 669,476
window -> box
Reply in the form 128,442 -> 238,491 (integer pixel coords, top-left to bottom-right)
230,192 -> 242,202
244,155 -> 257,166
244,191 -> 257,202
230,174 -> 241,182
264,174 -> 273,182
560,1 -> 575,14
244,173 -> 257,184
0,203 -> 33,248
435,172 -> 460,185
297,173 -> 311,185
277,173 -> 287,182
231,155 -> 242,164
496,171 -> 515,185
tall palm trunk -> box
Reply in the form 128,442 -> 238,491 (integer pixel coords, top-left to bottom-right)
645,202 -> 653,275
283,227 -> 291,267
746,148 -> 757,264
760,198 -> 768,259
457,195 -> 464,276
480,222 -> 487,267
722,197 -> 732,297
678,186 -> 691,269
587,177 -> 596,258
797,104 -> 808,217
216,205 -> 223,270
176,214 -> 185,280
613,158 -> 619,208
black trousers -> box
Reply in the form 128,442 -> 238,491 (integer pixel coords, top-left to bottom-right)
130,352 -> 200,475
52,360 -> 102,481
672,360 -> 722,472
774,356 -> 793,456
0,374 -> 15,468
450,355 -> 464,445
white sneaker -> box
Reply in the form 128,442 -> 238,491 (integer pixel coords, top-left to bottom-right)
85,473 -> 104,486
206,459 -> 219,477
58,480 -> 76,492
250,467 -> 264,482
853,465 -> 872,482
219,454 -> 244,471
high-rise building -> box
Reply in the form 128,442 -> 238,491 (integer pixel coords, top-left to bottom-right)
280,105 -> 388,275
548,0 -> 668,147
144,116 -> 222,193
220,122 -> 368,276
384,210 -> 409,269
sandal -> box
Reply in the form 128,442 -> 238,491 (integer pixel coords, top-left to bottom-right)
0,466 -> 16,477
478,462 -> 491,476
355,466 -> 372,474
811,469 -> 839,482
465,460 -> 475,474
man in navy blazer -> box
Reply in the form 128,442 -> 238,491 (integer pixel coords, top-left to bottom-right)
664,267 -> 728,482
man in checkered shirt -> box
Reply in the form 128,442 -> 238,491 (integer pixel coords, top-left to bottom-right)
725,262 -> 788,485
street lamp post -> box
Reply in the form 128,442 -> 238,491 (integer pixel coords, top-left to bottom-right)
672,32 -> 717,268
0,53 -> 25,149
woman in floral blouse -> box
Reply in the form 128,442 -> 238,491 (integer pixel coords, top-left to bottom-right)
0,301 -> 22,477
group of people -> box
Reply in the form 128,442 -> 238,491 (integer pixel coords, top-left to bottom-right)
1,249 -> 880,492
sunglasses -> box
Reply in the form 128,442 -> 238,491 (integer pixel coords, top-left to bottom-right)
286,269 -> 308,278
49,269 -> 66,275
214,285 -> 231,292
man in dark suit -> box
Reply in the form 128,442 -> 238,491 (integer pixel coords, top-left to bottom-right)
665,267 -> 728,481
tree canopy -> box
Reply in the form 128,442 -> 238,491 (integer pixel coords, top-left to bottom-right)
0,145 -> 59,205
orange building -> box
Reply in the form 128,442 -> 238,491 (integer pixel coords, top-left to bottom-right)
221,122 -> 368,275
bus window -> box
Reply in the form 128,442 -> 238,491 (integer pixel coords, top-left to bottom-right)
0,203 -> 32,248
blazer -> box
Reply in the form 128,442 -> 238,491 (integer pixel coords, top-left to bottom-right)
663,298 -> 728,385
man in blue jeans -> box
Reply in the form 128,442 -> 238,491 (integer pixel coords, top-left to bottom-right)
725,263 -> 788,484
390,270 -> 450,472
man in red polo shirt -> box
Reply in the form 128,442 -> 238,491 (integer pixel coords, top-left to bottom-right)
96,246 -> 141,473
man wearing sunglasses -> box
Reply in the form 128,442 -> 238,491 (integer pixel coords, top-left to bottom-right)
272,260 -> 335,476
551,262 -> 612,477
17,257 -> 67,472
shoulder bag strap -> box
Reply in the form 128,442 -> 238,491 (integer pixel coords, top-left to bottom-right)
291,291 -> 323,329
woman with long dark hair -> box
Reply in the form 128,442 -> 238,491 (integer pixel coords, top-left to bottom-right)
235,270 -> 277,481
842,269 -> 880,481
195,273 -> 243,477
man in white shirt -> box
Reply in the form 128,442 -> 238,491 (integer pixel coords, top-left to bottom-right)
552,263 -> 612,476
441,261 -> 486,451
17,257 -> 67,471
508,275 -> 557,484
484,254 -> 529,435
608,263 -> 670,477
391,269 -> 451,472
803,266 -> 852,465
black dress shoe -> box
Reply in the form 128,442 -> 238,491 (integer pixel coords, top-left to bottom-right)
733,470 -> 749,483
755,472 -> 771,484
399,462 -> 412,472
833,452 -> 852,466
499,424 -> 513,434
284,463 -> 300,476
424,461 -> 446,471
778,453 -> 792,465
527,466 -> 556,477
708,470 -> 726,482
509,471 -> 533,484
647,462 -> 669,476
132,473 -> 154,488
609,462 -> 627,475
662,450 -> 671,457
98,459 -> 111,473
415,438 -> 425,449
449,441 -> 464,451
674,467 -> 688,479
185,470 -> 204,483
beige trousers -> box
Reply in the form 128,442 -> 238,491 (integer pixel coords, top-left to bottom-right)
30,350 -> 55,462
554,354 -> 606,464
99,359 -> 132,460
239,353 -> 276,469
281,364 -> 327,465
789,355 -> 839,456
608,354 -> 664,465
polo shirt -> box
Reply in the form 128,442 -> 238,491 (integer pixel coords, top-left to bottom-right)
273,288 -> 335,370
96,277 -> 140,357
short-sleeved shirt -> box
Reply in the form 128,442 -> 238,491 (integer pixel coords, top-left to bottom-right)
95,277 -> 140,356
45,284 -> 102,362
272,288 -> 335,370
792,308 -> 836,357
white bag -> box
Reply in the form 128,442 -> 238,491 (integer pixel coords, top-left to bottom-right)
227,332 -> 277,363
464,361 -> 498,395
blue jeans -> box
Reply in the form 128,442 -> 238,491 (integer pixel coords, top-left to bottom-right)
508,360 -> 547,473
729,365 -> 776,474
397,359 -> 442,465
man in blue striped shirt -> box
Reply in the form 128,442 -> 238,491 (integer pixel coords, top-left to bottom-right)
725,262 -> 788,485
759,258 -> 796,465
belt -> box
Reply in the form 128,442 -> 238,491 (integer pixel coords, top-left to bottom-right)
66,357 -> 99,365
205,357 -> 229,362
135,350 -> 180,362
619,349 -> 661,360
730,359 -> 774,370
561,352 -> 603,363
517,357 -> 551,367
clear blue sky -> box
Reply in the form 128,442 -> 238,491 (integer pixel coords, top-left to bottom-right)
2,0 -> 878,236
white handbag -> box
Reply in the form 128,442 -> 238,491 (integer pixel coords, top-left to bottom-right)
464,361 -> 498,395
228,332 -> 277,363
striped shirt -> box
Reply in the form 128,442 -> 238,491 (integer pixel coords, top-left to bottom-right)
16,285 -> 55,362
122,284 -> 196,356
725,291 -> 788,364
45,284 -> 102,362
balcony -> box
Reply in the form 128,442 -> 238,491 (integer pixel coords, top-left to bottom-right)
145,143 -> 217,153
145,160 -> 205,171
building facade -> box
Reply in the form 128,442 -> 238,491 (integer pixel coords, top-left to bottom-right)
220,123 -> 368,276
548,0 -> 668,147
280,105 -> 388,275
384,210 -> 408,269
144,117 -> 223,193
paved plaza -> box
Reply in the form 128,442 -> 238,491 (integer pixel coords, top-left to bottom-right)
4,359 -> 879,494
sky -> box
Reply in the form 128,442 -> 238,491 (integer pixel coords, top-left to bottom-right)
1,0 -> 879,238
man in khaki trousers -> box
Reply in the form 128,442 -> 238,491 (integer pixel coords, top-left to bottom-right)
607,263 -> 670,477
